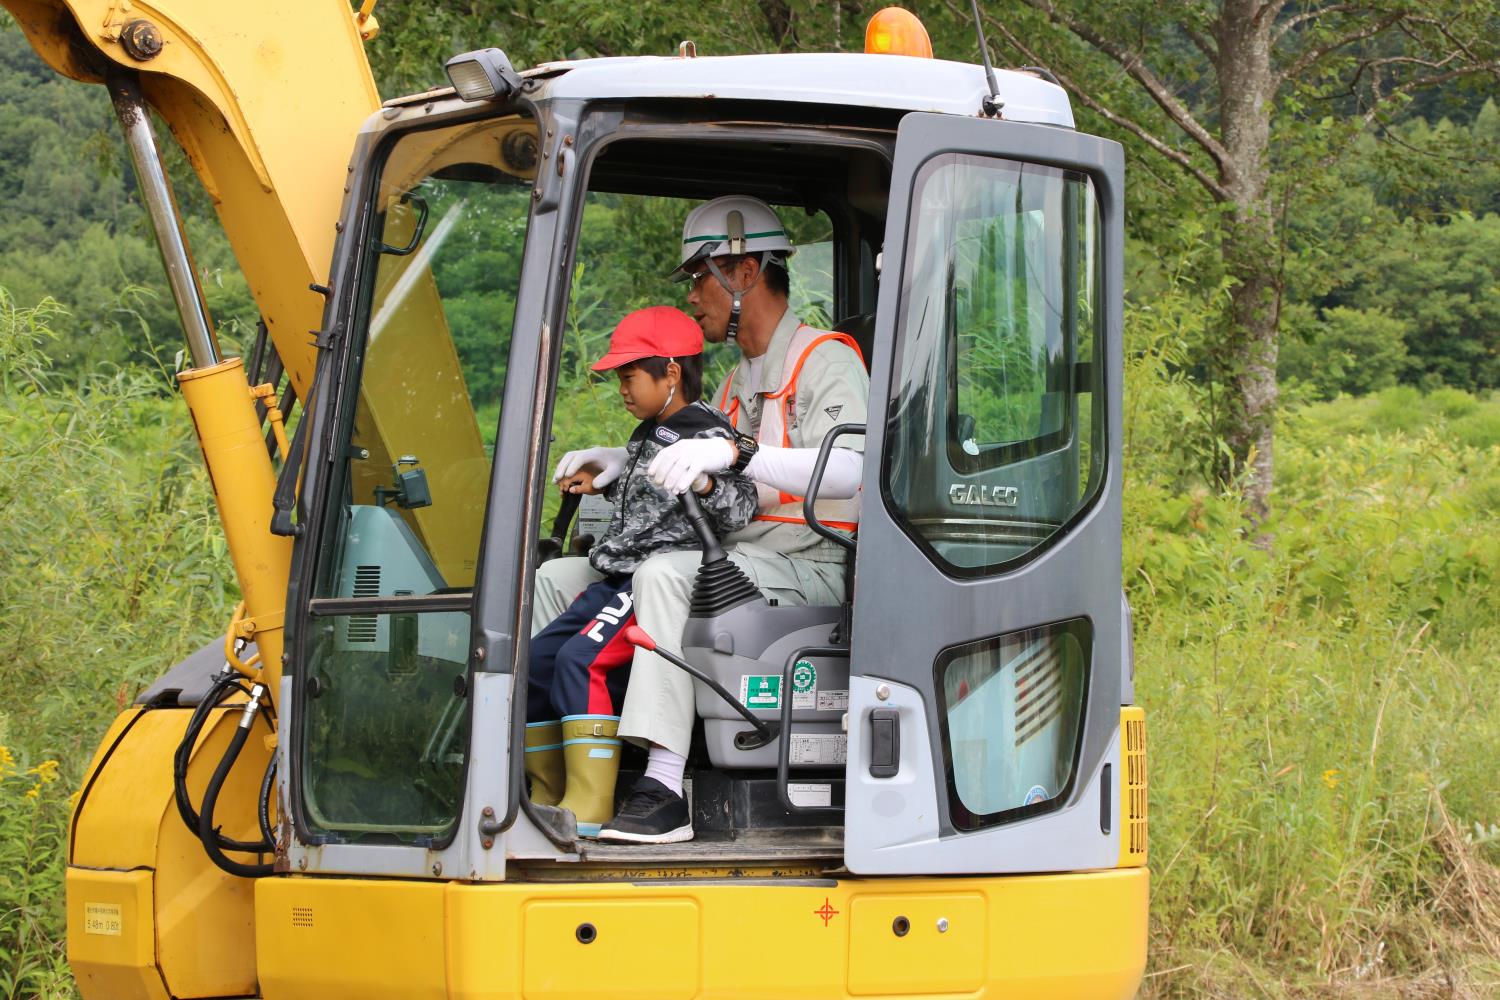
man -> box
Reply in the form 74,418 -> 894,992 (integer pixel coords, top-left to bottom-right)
543,195 -> 869,843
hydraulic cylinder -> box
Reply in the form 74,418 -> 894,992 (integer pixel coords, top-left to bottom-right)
177,358 -> 292,692
108,69 -> 291,693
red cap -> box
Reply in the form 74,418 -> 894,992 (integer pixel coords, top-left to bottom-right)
591,306 -> 704,372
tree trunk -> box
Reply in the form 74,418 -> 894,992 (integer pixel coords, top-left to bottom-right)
1220,209 -> 1280,522
1213,0 -> 1281,522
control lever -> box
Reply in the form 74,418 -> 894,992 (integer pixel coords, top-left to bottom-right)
538,490 -> 582,563
623,625 -> 777,750
678,488 -> 726,563
677,490 -> 761,615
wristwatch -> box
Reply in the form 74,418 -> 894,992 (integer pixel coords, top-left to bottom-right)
730,432 -> 758,475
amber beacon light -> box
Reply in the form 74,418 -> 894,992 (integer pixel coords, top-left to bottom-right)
865,7 -> 934,58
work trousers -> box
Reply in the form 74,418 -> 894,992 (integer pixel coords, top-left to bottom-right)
527,576 -> 636,721
532,548 -> 844,757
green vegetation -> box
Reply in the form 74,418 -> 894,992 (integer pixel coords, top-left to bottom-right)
1130,391 -> 1500,995
0,290 -> 237,999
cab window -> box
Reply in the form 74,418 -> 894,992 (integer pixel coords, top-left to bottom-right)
883,155 -> 1104,576
299,113 -> 538,844
546,184 -> 834,525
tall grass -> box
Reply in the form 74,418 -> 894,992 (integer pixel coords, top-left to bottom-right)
0,290 -> 236,1000
1130,372 -> 1500,993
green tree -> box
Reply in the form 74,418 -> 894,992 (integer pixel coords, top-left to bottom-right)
1278,303 -> 1409,398
1350,212 -> 1500,389
938,0 -> 1500,519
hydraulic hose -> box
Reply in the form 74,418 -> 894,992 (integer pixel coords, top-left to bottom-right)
198,685 -> 275,878
173,668 -> 276,854
258,751 -> 278,848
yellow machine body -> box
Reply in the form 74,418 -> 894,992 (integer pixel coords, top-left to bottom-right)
64,707 -> 1149,999
252,869 -> 1148,1000
67,704 -> 270,998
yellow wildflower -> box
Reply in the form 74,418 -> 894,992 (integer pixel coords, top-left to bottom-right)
25,785 -> 39,800
0,744 -> 15,774
28,760 -> 59,783
1322,768 -> 1341,789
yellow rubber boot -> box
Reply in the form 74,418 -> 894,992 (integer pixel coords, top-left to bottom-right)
524,721 -> 565,807
558,715 -> 622,838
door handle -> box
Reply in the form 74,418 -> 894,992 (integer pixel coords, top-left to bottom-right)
868,708 -> 900,778
802,424 -> 864,551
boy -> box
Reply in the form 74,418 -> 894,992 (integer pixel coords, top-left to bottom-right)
525,305 -> 757,836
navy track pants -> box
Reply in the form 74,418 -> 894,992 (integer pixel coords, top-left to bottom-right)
527,576 -> 636,721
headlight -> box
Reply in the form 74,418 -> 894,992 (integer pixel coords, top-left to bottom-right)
444,48 -> 521,102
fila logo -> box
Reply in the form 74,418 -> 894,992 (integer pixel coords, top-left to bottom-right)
949,483 -> 1019,507
584,592 -> 633,642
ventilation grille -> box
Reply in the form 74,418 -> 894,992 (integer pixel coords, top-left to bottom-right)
291,905 -> 314,928
346,565 -> 381,643
1119,708 -> 1148,867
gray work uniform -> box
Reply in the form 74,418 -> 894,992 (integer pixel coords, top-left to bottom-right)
533,307 -> 870,757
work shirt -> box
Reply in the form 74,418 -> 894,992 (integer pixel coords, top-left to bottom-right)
589,402 -> 758,576
713,308 -> 870,563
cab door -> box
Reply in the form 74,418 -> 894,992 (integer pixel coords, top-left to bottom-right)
844,113 -> 1125,874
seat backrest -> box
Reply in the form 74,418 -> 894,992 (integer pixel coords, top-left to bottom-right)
832,313 -> 875,372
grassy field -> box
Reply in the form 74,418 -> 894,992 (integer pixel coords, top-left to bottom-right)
2,288 -> 1498,996
1132,389 -> 1500,996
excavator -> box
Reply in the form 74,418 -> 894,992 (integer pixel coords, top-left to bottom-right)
5,1 -> 1148,996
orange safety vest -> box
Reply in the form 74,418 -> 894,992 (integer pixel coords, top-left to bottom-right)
715,324 -> 863,533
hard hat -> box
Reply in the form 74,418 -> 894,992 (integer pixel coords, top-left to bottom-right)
591,305 -> 704,371
668,195 -> 795,281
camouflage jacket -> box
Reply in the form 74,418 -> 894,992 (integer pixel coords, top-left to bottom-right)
589,401 -> 759,576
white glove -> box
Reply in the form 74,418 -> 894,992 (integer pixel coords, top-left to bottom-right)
553,446 -> 628,488
648,437 -> 735,495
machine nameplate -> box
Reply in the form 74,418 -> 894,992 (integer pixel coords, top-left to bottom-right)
949,483 -> 1019,507
790,733 -> 847,765
83,902 -> 122,936
788,782 -> 833,807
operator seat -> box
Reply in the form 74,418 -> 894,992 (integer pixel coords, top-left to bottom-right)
832,313 -> 875,372
682,315 -> 868,771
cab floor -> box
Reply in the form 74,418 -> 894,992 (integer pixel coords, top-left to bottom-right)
577,828 -> 843,865
510,828 -> 846,879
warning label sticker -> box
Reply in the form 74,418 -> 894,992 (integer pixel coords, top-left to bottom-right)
788,782 -> 833,808
816,689 -> 849,712
739,675 -> 781,710
792,659 -> 817,710
84,902 -> 122,936
790,733 -> 848,766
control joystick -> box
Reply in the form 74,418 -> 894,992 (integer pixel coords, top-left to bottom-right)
678,490 -> 763,616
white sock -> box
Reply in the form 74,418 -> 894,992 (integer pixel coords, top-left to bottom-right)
643,746 -> 687,797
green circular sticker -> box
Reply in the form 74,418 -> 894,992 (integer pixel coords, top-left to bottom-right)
792,659 -> 816,693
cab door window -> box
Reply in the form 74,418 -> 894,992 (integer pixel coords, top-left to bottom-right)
299,113 -> 538,844
883,155 -> 1103,576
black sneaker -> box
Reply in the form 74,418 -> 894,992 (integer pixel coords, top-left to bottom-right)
596,777 -> 693,844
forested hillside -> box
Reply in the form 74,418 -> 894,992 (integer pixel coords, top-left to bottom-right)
1,4 -> 1498,998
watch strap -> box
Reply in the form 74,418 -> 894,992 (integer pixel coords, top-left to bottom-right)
730,432 -> 757,475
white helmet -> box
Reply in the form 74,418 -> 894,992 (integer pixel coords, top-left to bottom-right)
669,195 -> 795,281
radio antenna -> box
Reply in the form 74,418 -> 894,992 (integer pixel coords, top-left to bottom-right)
968,0 -> 1004,117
